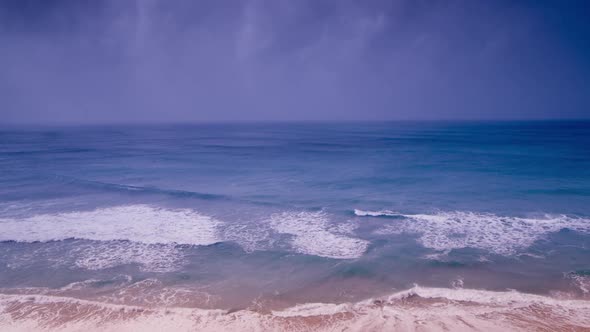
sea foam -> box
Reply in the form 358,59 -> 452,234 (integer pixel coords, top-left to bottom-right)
269,211 -> 367,259
363,210 -> 590,255
0,205 -> 221,272
1,285 -> 589,331
354,209 -> 401,217
0,204 -> 221,245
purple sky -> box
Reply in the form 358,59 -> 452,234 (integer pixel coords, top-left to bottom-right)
1,0 -> 589,124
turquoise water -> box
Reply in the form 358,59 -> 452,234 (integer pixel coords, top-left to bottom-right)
1,121 -> 589,308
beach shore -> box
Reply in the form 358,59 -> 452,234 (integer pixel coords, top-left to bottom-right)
1,285 -> 589,331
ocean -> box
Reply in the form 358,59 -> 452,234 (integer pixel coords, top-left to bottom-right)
1,121 -> 589,331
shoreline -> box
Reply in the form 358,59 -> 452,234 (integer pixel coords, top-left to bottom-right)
1,285 -> 589,331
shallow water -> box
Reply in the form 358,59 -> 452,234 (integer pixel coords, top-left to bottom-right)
1,121 -> 589,330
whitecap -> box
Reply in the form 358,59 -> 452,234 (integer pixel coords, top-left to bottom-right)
0,204 -> 221,246
370,210 -> 590,255
269,211 -> 368,259
353,209 -> 401,217
0,205 -> 222,272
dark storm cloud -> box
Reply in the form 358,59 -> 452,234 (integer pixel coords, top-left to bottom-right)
1,0 -> 589,124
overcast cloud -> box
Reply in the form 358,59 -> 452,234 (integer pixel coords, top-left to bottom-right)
1,0 -> 589,124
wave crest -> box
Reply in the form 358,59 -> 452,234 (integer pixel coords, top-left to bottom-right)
361,210 -> 590,255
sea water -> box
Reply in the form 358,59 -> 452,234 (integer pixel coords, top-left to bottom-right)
1,121 -> 589,330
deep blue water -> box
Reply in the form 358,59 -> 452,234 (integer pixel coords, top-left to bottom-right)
1,121 -> 589,308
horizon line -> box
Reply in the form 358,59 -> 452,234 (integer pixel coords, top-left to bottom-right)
2,117 -> 590,128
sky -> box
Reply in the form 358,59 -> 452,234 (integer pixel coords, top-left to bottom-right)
1,0 -> 589,124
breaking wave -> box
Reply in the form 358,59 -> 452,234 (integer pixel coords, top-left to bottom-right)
269,211 -> 367,259
0,206 -> 369,273
360,209 -> 590,255
0,205 -> 221,245
1,285 -> 588,331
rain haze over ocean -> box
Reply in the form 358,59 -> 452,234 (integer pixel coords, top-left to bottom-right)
1,1 -> 590,331
2,0 -> 590,123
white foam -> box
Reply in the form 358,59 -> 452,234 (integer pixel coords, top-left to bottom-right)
71,242 -> 186,272
271,302 -> 352,317
59,275 -> 133,292
354,209 -> 402,217
0,205 -> 223,272
566,272 -> 590,295
269,211 -> 368,259
0,205 -> 371,265
387,285 -> 590,307
0,205 -> 221,246
96,278 -> 219,308
368,210 -> 590,255
1,286 -> 590,331
222,222 -> 276,253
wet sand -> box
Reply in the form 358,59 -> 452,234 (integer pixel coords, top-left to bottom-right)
1,285 -> 589,332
